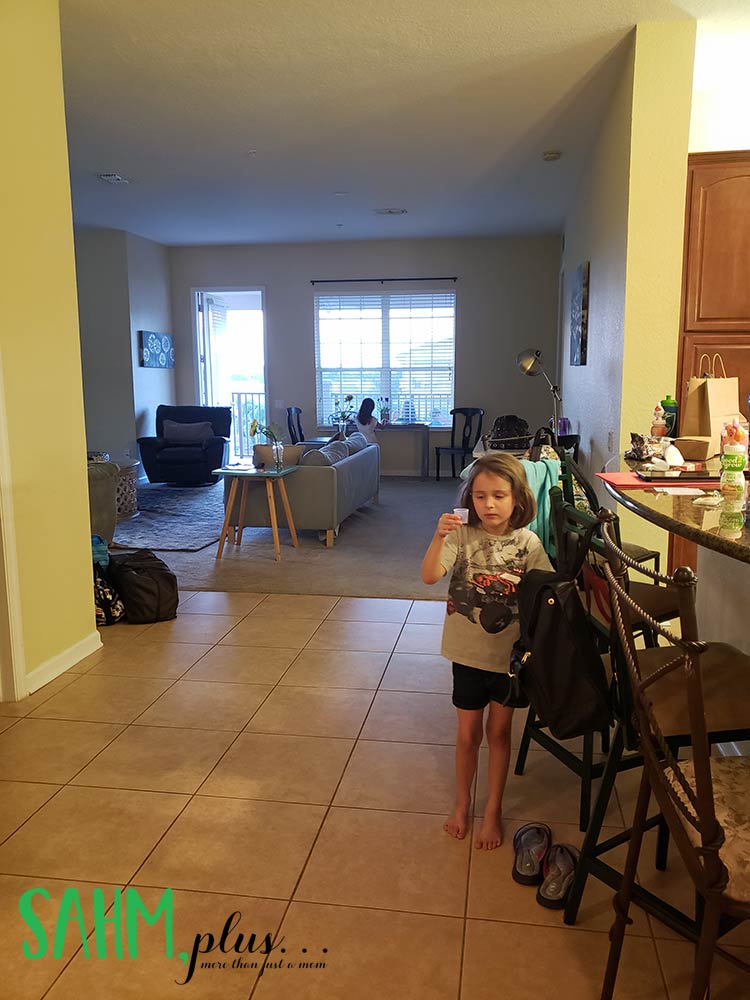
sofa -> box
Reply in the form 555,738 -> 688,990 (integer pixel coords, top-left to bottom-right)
137,404 -> 231,485
87,461 -> 119,542
224,435 -> 380,546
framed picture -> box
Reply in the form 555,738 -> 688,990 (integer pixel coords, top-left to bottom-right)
570,262 -> 590,366
139,331 -> 175,369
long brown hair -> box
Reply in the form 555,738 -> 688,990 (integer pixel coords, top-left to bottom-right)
356,397 -> 375,423
456,452 -> 536,530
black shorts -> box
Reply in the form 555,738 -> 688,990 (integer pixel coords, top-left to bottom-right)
452,662 -> 529,711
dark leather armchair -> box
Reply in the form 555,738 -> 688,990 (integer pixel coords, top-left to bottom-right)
137,405 -> 231,484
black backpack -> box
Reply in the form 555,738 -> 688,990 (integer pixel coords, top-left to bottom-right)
107,550 -> 179,624
487,414 -> 530,450
508,527 -> 612,740
93,563 -> 126,626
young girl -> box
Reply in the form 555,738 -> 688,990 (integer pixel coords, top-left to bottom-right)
355,398 -> 380,444
421,453 -> 552,850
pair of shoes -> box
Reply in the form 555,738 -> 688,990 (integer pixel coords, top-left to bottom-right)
511,823 -> 579,909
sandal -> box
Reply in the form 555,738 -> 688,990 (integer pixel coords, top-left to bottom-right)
536,843 -> 580,908
512,822 -> 552,885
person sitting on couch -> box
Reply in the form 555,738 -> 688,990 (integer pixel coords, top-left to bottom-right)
355,397 -> 380,444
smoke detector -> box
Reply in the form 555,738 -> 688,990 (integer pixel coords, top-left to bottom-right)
97,173 -> 131,185
374,207 -> 407,215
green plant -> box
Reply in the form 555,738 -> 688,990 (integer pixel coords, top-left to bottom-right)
329,394 -> 356,424
248,418 -> 283,444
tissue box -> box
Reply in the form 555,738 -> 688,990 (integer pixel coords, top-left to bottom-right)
674,436 -> 715,461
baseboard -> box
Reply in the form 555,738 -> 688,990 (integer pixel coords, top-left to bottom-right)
25,630 -> 102,695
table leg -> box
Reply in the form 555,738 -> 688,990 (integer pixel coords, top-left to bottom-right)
277,478 -> 298,547
236,480 -> 249,545
216,477 -> 239,558
266,479 -> 282,561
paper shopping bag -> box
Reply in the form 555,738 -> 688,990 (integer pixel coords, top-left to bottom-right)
677,353 -> 741,457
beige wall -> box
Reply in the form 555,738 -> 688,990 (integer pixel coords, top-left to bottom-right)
1,0 -> 98,686
169,236 -> 561,475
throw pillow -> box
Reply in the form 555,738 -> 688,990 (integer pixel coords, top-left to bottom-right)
300,447 -> 332,466
320,441 -> 349,464
162,419 -> 214,443
346,432 -> 368,453
252,444 -> 305,468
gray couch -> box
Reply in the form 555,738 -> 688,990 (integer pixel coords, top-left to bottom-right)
224,441 -> 380,546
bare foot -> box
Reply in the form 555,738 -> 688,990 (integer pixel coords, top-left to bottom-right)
443,803 -> 470,839
474,813 -> 503,850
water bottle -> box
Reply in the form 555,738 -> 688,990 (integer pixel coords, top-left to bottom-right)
660,394 -> 678,437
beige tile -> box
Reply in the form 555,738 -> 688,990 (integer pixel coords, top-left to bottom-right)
99,622 -> 152,643
0,780 -> 61,841
360,690 -> 457,744
253,594 -> 339,619
0,875 -> 121,1000
0,785 -> 187,883
0,672 -> 80,717
462,921 -> 667,999
200,732 -> 354,803
329,598 -> 412,622
306,620 -> 401,652
655,938 -> 750,999
475,748 -> 622,826
134,680 -> 272,731
296,807 -> 469,916
334,740 -> 457,814
406,600 -> 446,625
220,616 -> 320,648
47,888 -> 285,1000
0,718 -> 124,782
245,687 -> 374,738
183,644 -> 298,684
179,590 -> 267,615
178,589 -> 197,602
380,652 -> 453,693
393,623 -> 443,655
279,648 -> 388,688
253,902 -> 462,1000
134,796 -> 325,898
0,717 -> 16,735
28,675 -> 173,724
85,641 -> 212,678
138,613 -> 241,644
467,818 -> 650,936
71,725 -> 235,793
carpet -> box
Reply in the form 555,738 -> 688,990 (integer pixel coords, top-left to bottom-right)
113,483 -> 225,552
152,477 -> 460,599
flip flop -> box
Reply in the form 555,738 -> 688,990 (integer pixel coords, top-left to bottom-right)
536,843 -> 580,908
512,822 -> 552,885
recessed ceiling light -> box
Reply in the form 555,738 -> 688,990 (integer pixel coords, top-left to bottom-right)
541,150 -> 562,162
246,149 -> 257,156
333,191 -> 349,197
97,173 -> 131,184
374,208 -> 407,215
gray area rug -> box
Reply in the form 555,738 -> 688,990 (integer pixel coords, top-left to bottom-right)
113,483 -> 225,552
155,477 -> 460,599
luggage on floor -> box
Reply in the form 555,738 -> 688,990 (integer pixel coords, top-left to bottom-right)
107,549 -> 179,623
93,563 -> 125,626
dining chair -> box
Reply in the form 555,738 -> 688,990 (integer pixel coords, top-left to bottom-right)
599,516 -> 750,999
286,406 -> 304,444
435,407 -> 484,480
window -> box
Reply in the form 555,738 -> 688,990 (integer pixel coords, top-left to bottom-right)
314,291 -> 456,426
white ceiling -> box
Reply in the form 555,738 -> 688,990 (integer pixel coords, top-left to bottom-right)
59,0 -> 749,246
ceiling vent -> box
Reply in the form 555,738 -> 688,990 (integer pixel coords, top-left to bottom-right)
97,173 -> 131,184
374,208 -> 407,215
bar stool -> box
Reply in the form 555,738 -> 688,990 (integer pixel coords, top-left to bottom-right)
599,515 -> 750,998
563,510 -> 750,948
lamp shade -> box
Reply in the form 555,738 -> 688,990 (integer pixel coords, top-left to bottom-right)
516,348 -> 543,376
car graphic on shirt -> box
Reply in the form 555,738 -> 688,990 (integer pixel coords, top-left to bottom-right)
447,568 -> 524,634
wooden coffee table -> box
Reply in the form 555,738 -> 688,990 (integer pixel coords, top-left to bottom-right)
213,466 -> 299,561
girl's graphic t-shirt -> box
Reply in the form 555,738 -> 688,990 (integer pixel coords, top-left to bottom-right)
439,524 -> 552,672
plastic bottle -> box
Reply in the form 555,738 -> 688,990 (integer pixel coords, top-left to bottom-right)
660,394 -> 678,437
650,405 -> 667,437
720,442 -> 747,501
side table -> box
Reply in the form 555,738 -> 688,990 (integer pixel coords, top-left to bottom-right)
115,460 -> 141,521
213,466 -> 299,561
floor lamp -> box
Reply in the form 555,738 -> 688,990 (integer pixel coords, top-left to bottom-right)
516,349 -> 561,436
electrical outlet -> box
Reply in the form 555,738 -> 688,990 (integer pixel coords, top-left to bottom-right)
274,399 -> 284,410
607,431 -> 615,453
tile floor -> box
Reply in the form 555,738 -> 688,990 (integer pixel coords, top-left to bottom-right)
0,593 -> 748,999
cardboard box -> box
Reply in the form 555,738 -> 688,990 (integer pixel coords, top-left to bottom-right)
674,436 -> 715,461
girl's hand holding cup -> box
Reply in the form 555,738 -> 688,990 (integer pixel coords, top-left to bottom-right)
437,512 -> 463,538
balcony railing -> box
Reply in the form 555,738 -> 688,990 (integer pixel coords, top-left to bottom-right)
231,392 -> 267,457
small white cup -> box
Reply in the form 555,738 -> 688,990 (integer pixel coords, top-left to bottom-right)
453,507 -> 469,524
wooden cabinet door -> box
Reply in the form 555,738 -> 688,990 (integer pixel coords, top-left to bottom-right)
684,154 -> 750,332
678,334 -> 750,420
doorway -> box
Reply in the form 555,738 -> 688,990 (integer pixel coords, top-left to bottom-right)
195,289 -> 267,457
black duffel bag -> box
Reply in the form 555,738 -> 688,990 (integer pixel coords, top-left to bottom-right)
107,550 -> 179,623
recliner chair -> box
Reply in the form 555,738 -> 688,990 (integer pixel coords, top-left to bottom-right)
137,405 -> 231,484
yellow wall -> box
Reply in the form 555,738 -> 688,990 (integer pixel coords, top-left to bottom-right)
0,0 -> 96,681
619,21 -> 696,551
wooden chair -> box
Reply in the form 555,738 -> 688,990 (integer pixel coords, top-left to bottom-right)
286,406 -> 304,444
435,407 -> 484,480
600,518 -> 750,999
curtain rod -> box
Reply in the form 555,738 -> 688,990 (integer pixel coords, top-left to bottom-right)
310,276 -> 457,285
